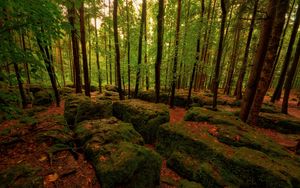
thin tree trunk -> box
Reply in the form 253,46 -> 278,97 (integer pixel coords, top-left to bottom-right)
144,5 -> 149,91
134,0 -> 146,97
282,38 -> 300,114
212,0 -> 226,110
94,15 -> 102,93
21,33 -> 31,85
113,0 -> 124,100
270,0 -> 295,86
170,0 -> 182,108
126,0 -> 131,97
239,0 -> 277,122
155,0 -> 165,103
58,40 -> 66,86
109,0 -> 112,85
272,4 -> 300,102
235,0 -> 259,100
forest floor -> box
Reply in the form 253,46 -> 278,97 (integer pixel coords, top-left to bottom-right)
0,91 -> 300,187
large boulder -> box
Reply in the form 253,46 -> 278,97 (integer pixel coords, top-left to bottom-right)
157,122 -> 300,187
258,113 -> 300,134
105,85 -> 118,92
113,99 -> 169,143
33,90 -> 53,106
74,118 -> 162,188
64,94 -> 112,126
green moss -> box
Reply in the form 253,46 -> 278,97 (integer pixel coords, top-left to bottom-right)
19,116 -> 38,126
74,117 -> 143,149
0,163 -> 43,188
32,90 -> 53,106
113,99 -> 169,143
258,113 -> 300,134
157,122 -> 300,188
179,179 -> 204,188
104,85 -> 118,92
64,94 -> 112,126
92,142 -> 162,188
184,107 -> 239,126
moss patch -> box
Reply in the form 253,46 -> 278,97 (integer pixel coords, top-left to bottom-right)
32,90 -> 53,106
157,122 -> 300,187
258,113 -> 300,134
64,94 -> 112,126
0,163 -> 43,188
113,99 -> 169,143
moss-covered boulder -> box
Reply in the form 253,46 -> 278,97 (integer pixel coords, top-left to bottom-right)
113,99 -> 169,143
258,113 -> 300,134
104,90 -> 119,97
58,87 -> 74,97
74,118 -> 162,188
91,142 -> 162,188
0,163 -> 43,188
32,90 -> 53,106
157,122 -> 300,187
64,94 -> 112,126
184,107 -> 240,126
105,85 -> 118,92
74,117 -> 143,147
29,84 -> 44,94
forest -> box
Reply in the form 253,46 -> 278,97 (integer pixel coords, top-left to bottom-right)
1,0 -> 300,187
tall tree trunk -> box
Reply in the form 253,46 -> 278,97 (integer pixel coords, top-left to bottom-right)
272,4 -> 300,102
177,0 -> 190,89
126,0 -> 131,98
37,36 -> 60,107
109,0 -> 113,85
94,15 -> 102,93
247,0 -> 289,125
235,0 -> 259,100
224,20 -> 241,95
188,0 -> 204,106
212,0 -> 226,110
113,0 -> 124,100
80,2 -> 90,97
105,30 -> 109,85
170,0 -> 182,108
239,0 -> 277,122
68,1 -> 81,93
282,38 -> 300,114
270,0 -> 295,86
58,40 -> 66,86
13,62 -> 27,108
134,0 -> 146,97
155,0 -> 165,103
144,5 -> 149,91
21,33 -> 31,85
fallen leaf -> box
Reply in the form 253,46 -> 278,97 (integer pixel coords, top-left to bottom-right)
39,155 -> 47,162
46,173 -> 59,182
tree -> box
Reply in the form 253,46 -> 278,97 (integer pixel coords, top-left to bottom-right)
246,0 -> 289,125
271,4 -> 300,102
113,0 -> 124,100
155,0 -> 165,103
134,0 -> 146,97
240,0 -> 278,122
212,0 -> 226,110
170,0 -> 182,108
67,1 -> 82,93
126,0 -> 131,98
235,0 -> 259,100
79,1 -> 91,97
282,37 -> 300,114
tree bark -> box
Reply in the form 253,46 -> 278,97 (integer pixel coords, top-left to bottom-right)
169,0 -> 182,108
155,0 -> 164,103
144,5 -> 149,91
271,4 -> 300,102
212,0 -> 226,110
247,0 -> 289,125
68,1 -> 81,93
113,0 -> 124,100
239,0 -> 277,122
282,38 -> 300,114
134,0 -> 146,97
79,2 -> 90,97
94,16 -> 102,93
126,0 -> 131,98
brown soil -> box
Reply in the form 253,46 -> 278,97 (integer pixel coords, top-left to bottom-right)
0,101 -> 100,188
